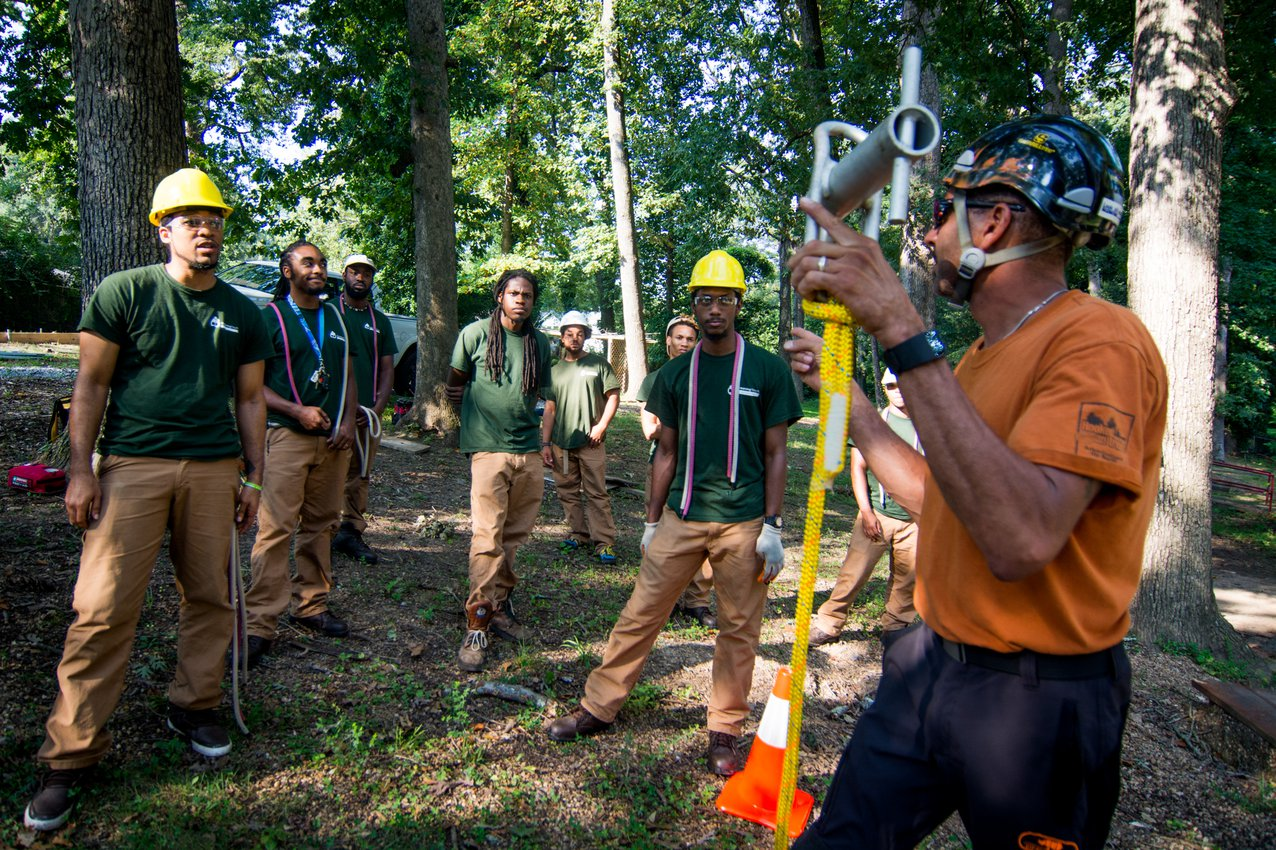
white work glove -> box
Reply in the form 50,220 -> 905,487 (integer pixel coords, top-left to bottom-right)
641,521 -> 660,555
756,523 -> 784,583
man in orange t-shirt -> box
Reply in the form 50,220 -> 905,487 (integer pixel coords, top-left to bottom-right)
785,116 -> 1167,850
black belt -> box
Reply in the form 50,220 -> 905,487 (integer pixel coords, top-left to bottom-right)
941,637 -> 1117,680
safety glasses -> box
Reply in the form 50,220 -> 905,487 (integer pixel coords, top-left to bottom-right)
932,197 -> 1026,229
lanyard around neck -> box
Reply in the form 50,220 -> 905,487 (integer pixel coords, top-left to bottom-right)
679,334 -> 745,518
286,295 -> 325,366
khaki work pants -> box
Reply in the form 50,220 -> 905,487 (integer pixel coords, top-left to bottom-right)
582,513 -> 767,735
644,464 -> 713,608
341,418 -> 381,533
467,451 -> 544,609
38,456 -> 239,768
246,428 -> 349,638
551,442 -> 616,547
813,511 -> 918,636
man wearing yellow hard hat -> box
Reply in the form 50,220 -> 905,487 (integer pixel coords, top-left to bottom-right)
548,250 -> 802,777
25,168 -> 273,832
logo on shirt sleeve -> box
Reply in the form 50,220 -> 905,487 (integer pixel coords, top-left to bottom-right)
1075,402 -> 1134,463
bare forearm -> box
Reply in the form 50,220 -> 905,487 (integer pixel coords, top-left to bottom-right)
236,395 -> 266,483
648,434 -> 677,522
640,407 -> 661,441
262,385 -> 306,420
68,378 -> 108,474
541,400 -> 556,446
849,450 -> 874,513
596,392 -> 620,431
762,427 -> 788,518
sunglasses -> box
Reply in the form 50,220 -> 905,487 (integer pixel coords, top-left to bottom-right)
932,197 -> 1027,229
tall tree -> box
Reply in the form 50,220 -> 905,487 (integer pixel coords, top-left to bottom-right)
601,0 -> 646,397
897,0 -> 941,331
1127,0 -> 1235,648
405,0 -> 460,433
69,0 -> 187,304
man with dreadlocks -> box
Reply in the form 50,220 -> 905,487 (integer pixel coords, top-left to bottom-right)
446,269 -> 554,672
547,251 -> 801,777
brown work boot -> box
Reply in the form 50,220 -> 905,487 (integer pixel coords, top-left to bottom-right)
547,705 -> 613,741
707,731 -> 741,776
458,601 -> 494,672
808,624 -> 841,647
490,599 -> 528,642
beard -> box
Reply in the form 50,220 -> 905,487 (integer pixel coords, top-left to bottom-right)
344,283 -> 371,301
190,258 -> 219,271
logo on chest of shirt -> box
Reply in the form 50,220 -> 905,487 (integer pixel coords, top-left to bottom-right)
328,330 -> 346,343
1074,401 -> 1134,463
209,316 -> 239,333
362,321 -> 377,333
728,385 -> 761,398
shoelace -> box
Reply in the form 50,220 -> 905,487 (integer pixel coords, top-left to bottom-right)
463,630 -> 489,649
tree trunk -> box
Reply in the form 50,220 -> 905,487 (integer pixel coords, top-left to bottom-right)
69,0 -> 186,306
406,0 -> 460,435
1041,0 -> 1074,117
601,0 -> 645,399
777,233 -> 804,398
1127,0 -> 1235,649
897,0 -> 940,327
1213,258 -> 1231,460
1087,255 -> 1102,298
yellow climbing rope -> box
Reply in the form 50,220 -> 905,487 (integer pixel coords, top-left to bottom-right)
774,299 -> 856,848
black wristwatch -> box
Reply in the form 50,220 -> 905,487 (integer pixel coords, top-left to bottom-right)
764,515 -> 783,529
882,330 -> 946,374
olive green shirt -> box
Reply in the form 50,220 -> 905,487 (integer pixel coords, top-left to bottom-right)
262,299 -> 354,435
647,342 -> 802,523
338,300 -> 398,408
548,352 -> 620,450
450,318 -> 553,454
79,264 -> 273,459
850,406 -> 919,523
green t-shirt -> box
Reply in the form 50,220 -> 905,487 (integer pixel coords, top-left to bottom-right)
338,301 -> 399,408
850,406 -> 919,522
78,264 -> 273,459
450,317 -> 553,454
637,367 -> 661,463
549,352 -> 621,450
646,341 -> 802,523
262,299 -> 355,434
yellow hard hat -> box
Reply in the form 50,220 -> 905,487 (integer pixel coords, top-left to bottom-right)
149,168 -> 233,226
689,250 -> 745,292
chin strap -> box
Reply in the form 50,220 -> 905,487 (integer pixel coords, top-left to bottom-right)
950,191 -> 1067,306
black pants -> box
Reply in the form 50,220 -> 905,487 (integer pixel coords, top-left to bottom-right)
793,623 -> 1131,850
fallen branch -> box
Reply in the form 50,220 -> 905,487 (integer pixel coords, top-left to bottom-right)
471,681 -> 550,709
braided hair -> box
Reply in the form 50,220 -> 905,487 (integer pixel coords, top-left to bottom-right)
273,240 -> 319,301
484,269 -> 541,396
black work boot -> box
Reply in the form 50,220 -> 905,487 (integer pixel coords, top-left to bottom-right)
24,766 -> 93,831
333,523 -> 379,565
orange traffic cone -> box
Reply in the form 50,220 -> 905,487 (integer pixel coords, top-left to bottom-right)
716,666 -> 814,838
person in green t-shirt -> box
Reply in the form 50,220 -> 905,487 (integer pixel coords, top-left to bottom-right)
27,169 -> 272,833
331,254 -> 398,566
540,311 -> 621,563
808,368 -> 922,648
548,250 -> 801,778
244,241 -> 358,668
446,269 -> 554,672
637,315 -> 717,628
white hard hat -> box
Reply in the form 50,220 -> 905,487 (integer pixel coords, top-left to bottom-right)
343,253 -> 377,273
881,368 -> 899,386
559,310 -> 592,339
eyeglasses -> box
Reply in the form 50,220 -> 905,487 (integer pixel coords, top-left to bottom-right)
932,197 -> 1027,229
692,294 -> 739,307
168,215 -> 225,233
883,382 -> 899,390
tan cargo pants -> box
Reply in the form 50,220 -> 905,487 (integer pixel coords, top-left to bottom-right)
38,456 -> 239,768
813,511 -> 918,636
246,427 -> 349,638
340,418 -> 381,533
582,513 -> 766,735
467,451 -> 544,610
550,441 -> 616,547
644,463 -> 713,607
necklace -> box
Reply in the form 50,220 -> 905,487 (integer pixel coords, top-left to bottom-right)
1005,289 -> 1066,338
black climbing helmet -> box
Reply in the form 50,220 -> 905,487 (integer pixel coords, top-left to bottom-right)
943,115 -> 1125,249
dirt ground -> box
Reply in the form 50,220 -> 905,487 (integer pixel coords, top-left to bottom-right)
0,358 -> 1273,849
